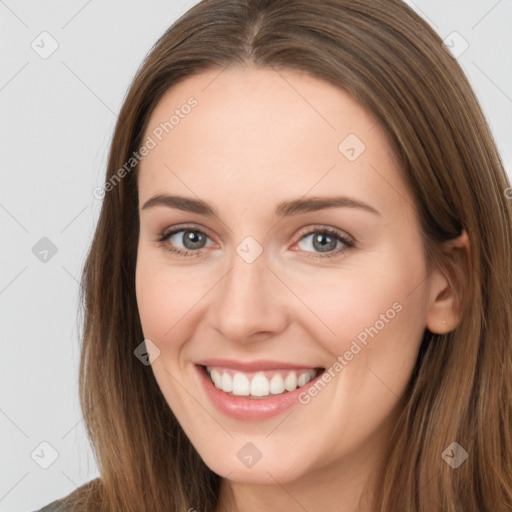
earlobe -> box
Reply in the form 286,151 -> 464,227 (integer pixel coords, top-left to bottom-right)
425,230 -> 470,334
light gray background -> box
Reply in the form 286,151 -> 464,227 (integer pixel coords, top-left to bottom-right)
1,1 -> 510,510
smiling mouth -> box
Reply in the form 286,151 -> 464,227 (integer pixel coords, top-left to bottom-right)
203,365 -> 324,399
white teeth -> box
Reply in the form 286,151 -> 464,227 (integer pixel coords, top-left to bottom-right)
250,374 -> 270,396
297,372 -> 310,387
206,367 -> 318,397
211,368 -> 222,388
269,374 -> 285,394
232,372 -> 250,396
284,372 -> 298,391
222,372 -> 233,392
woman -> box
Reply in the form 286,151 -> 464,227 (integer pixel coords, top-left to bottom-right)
35,0 -> 512,510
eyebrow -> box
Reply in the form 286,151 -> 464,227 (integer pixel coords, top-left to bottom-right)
141,194 -> 380,217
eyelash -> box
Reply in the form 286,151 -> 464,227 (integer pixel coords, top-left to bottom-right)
157,224 -> 355,260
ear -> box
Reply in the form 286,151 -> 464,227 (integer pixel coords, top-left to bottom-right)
425,230 -> 470,334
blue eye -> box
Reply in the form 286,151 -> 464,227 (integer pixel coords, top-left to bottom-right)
158,226 -> 213,257
158,224 -> 355,259
293,226 -> 355,259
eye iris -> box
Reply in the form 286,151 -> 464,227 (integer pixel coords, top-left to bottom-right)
183,230 -> 206,250
313,233 -> 337,253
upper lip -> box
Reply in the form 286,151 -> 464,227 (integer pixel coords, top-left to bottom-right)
196,358 -> 323,372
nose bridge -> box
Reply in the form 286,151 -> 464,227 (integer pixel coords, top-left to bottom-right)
208,241 -> 287,341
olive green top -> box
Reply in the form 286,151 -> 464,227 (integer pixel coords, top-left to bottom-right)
32,500 -> 66,512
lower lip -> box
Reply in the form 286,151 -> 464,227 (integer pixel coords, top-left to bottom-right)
195,364 -> 324,421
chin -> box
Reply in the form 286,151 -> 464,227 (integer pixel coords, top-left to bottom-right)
195,441 -> 313,485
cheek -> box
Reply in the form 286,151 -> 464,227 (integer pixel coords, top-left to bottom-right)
135,247 -> 217,360
296,247 -> 428,382
135,248 -> 190,342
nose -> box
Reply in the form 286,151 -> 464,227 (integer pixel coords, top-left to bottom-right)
206,247 -> 289,344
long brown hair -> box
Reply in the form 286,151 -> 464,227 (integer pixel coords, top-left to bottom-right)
66,1 -> 512,510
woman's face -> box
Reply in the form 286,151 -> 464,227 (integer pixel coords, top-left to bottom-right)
135,66 -> 445,487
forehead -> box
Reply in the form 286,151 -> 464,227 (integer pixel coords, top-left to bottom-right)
138,65 -> 409,219
142,64 -> 379,156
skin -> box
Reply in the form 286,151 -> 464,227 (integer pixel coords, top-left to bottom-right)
135,65 -> 467,512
